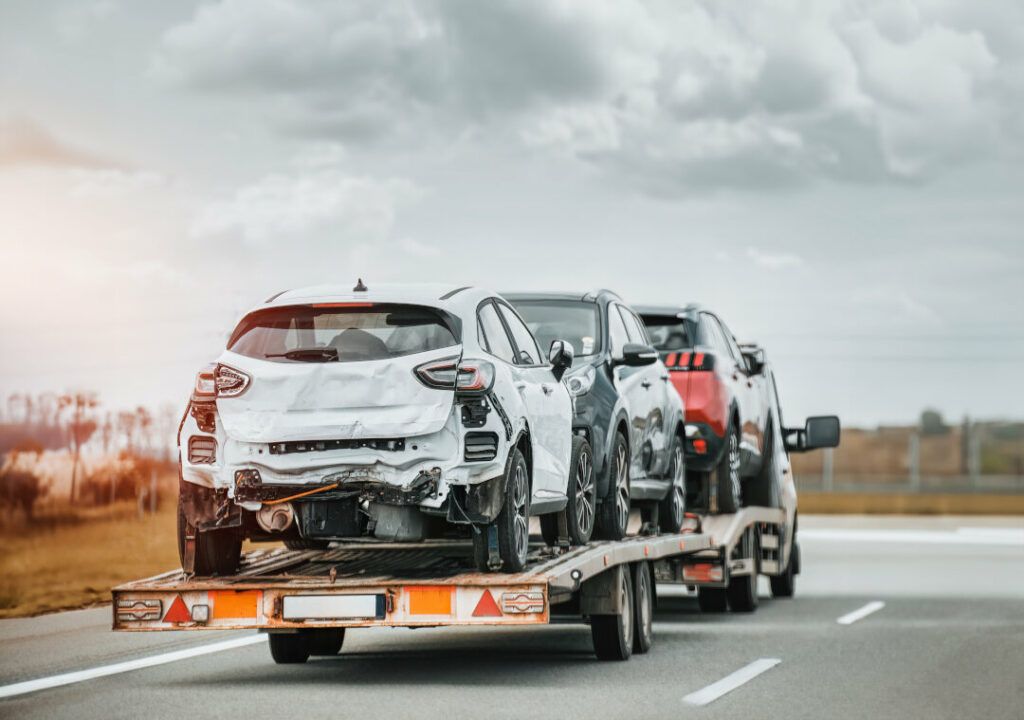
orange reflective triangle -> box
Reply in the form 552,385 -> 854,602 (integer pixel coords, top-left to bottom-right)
472,589 -> 502,617
163,595 -> 190,623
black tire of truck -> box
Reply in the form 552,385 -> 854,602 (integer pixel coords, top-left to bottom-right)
697,587 -> 728,612
726,527 -> 760,613
770,541 -> 798,598
657,434 -> 687,533
631,562 -> 654,655
268,633 -> 311,664
472,447 -> 531,573
176,492 -> 242,576
541,435 -> 597,547
594,432 -> 631,540
590,566 -> 635,661
714,423 -> 742,514
308,628 -> 345,656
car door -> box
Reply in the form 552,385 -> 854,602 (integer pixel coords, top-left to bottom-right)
609,303 -> 653,479
495,301 -> 572,503
619,305 -> 670,476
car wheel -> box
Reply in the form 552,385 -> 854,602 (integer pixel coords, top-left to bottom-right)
697,587 -> 728,613
745,416 -> 780,508
542,436 -> 597,546
177,493 -> 241,576
714,424 -> 742,514
770,541 -> 798,598
657,435 -> 686,533
268,633 -> 311,664
726,527 -> 760,612
632,562 -> 654,654
284,538 -> 332,551
595,433 -> 630,540
307,628 -> 345,656
473,448 -> 530,572
590,567 -> 634,661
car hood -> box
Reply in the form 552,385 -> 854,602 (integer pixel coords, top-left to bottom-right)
215,347 -> 459,443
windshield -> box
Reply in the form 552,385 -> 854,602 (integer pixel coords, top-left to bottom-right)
641,314 -> 694,351
228,304 -> 459,363
510,300 -> 601,357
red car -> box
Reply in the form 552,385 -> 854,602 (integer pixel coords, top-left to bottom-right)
636,305 -> 776,513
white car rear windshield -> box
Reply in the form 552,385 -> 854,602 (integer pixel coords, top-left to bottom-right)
228,304 -> 460,363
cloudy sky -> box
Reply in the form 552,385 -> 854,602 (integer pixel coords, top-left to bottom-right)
1,0 -> 1022,427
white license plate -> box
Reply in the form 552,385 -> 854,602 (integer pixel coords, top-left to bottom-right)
282,594 -> 381,620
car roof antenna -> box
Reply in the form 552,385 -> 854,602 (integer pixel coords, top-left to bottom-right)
353,278 -> 368,292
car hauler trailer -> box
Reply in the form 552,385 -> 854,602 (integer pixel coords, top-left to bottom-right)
112,508 -> 794,662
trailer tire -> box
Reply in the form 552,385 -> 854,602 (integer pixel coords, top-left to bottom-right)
308,628 -> 345,656
541,436 -> 596,547
726,527 -> 759,612
590,568 -> 634,661
473,448 -> 530,572
632,562 -> 654,655
714,424 -> 742,514
697,587 -> 728,612
595,432 -> 630,540
284,538 -> 332,551
657,435 -> 686,533
268,633 -> 311,664
770,542 -> 798,598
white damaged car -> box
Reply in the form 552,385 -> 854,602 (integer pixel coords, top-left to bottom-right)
177,282 -> 594,575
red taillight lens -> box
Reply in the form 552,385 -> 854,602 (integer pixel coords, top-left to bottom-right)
415,357 -> 459,389
415,357 -> 494,394
455,362 -> 494,393
193,364 -> 250,400
665,350 -> 715,372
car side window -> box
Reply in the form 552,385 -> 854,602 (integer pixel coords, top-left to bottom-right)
700,313 -> 728,356
608,303 -> 630,357
713,316 -> 744,365
620,308 -> 650,345
477,301 -> 517,364
498,303 -> 542,365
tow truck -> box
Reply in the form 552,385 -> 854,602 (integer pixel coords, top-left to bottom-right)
112,505 -> 799,662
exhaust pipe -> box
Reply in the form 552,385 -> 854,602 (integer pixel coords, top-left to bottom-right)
256,502 -> 295,533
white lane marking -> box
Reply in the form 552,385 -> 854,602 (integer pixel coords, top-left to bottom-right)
801,528 -> 1024,546
0,634 -> 266,700
683,658 -> 781,706
837,600 -> 885,625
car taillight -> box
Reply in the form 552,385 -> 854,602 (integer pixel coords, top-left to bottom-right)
192,363 -> 251,400
415,357 -> 495,395
662,350 -> 715,372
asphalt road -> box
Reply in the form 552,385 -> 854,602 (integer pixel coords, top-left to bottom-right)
1,515 -> 1022,720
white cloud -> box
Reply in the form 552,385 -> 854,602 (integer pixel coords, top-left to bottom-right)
746,247 -> 804,270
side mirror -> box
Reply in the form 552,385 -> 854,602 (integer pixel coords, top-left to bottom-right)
784,415 -> 841,452
741,347 -> 765,375
549,339 -> 575,381
619,343 -> 659,367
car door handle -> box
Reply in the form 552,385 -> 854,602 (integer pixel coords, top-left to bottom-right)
660,375 -> 669,382
515,382 -> 527,391
641,380 -> 652,389
541,384 -> 554,395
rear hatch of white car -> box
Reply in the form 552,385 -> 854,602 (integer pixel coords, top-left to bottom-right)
216,303 -> 462,443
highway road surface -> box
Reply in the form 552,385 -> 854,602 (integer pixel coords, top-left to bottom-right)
1,515 -> 1022,720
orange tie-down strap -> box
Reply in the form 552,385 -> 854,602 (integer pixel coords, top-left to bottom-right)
262,483 -> 340,506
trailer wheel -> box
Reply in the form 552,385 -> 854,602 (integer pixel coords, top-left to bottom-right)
657,435 -> 686,533
632,562 -> 654,655
541,436 -> 596,547
308,628 -> 345,656
770,542 -> 798,598
473,448 -> 530,572
726,527 -> 760,613
595,433 -> 630,540
268,633 -> 311,664
697,587 -> 728,612
591,567 -> 634,661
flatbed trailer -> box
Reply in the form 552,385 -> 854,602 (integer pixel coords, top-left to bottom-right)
112,507 -> 792,661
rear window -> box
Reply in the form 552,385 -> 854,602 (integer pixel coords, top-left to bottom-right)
228,304 -> 459,363
641,314 -> 693,352
510,300 -> 601,357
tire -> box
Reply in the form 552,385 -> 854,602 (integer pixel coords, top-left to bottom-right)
590,568 -> 634,661
540,436 -> 596,546
697,587 -> 728,613
177,492 -> 241,576
657,435 -> 686,533
770,541 -> 798,598
472,448 -> 530,572
284,538 -> 332,551
632,562 -> 654,655
714,423 -> 742,514
745,416 -> 779,508
726,527 -> 759,612
308,628 -> 345,656
268,633 -> 311,664
595,432 -> 630,540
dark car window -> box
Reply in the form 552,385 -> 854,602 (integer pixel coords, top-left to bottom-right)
510,300 -> 602,358
498,303 -> 543,365
608,304 -> 630,357
642,314 -> 692,351
228,304 -> 458,363
718,317 -> 745,365
619,307 -> 650,345
478,302 -> 517,364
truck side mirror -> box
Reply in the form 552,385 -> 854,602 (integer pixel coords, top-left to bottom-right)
784,415 -> 840,452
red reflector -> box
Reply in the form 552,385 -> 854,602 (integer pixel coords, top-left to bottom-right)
472,589 -> 503,617
679,352 -> 691,368
163,595 -> 191,623
665,352 -> 677,367
312,302 -> 374,308
692,353 -> 704,368
693,439 -> 708,454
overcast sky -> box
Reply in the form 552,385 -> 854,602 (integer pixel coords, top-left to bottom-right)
1,0 -> 1022,427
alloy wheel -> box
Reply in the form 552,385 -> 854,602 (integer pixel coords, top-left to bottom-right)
575,449 -> 595,537
615,444 -> 630,533
512,464 -> 530,562
620,570 -> 633,648
670,444 -> 685,527
728,432 -> 741,505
